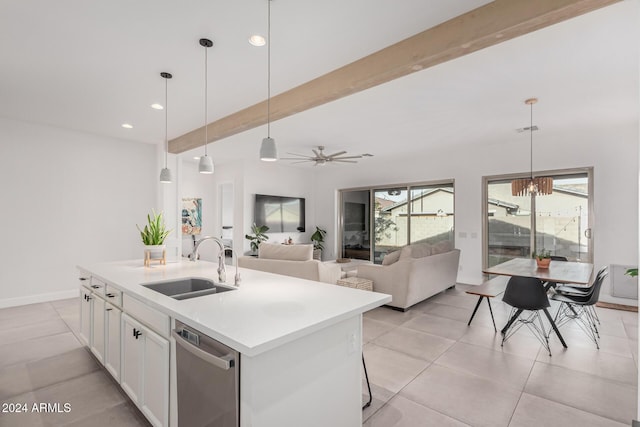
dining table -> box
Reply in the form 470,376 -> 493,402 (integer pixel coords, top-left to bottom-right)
482,257 -> 594,348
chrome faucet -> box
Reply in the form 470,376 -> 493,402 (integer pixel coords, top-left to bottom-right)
190,236 -> 227,284
225,245 -> 241,287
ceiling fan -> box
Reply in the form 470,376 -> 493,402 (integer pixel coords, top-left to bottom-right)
281,146 -> 363,166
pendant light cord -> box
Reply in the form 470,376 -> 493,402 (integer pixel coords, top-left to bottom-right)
204,45 -> 209,156
164,77 -> 168,168
530,101 -> 533,180
267,0 -> 271,138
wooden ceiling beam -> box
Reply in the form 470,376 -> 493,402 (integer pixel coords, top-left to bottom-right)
169,0 -> 620,154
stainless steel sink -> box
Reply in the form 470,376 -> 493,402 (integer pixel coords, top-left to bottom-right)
143,278 -> 235,300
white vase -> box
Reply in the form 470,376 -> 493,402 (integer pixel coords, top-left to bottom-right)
144,244 -> 166,259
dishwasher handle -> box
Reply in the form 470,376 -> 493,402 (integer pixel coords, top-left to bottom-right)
172,329 -> 235,370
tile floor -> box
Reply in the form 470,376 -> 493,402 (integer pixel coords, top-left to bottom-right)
0,285 -> 637,426
362,285 -> 638,426
0,298 -> 151,427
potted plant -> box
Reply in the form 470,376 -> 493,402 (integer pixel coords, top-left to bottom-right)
310,226 -> 327,260
533,249 -> 551,269
137,210 -> 172,261
245,223 -> 269,255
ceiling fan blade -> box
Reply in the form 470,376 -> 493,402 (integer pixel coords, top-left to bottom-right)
331,160 -> 358,163
281,157 -> 313,160
285,152 -> 311,158
312,149 -> 321,158
291,160 -> 313,164
326,150 -> 347,158
332,155 -> 362,160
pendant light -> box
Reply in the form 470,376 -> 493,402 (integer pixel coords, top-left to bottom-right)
159,72 -> 173,183
259,0 -> 278,161
198,38 -> 215,174
511,98 -> 553,196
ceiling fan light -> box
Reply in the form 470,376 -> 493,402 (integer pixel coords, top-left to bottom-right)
199,155 -> 214,174
159,167 -> 172,183
260,137 -> 278,161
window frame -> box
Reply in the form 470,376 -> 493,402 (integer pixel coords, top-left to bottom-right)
482,167 -> 594,269
339,178 -> 455,262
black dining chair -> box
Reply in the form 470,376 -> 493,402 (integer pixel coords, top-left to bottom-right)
502,276 -> 554,356
551,268 -> 608,349
555,266 -> 608,327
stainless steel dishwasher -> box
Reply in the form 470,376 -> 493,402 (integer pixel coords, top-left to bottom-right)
173,320 -> 239,427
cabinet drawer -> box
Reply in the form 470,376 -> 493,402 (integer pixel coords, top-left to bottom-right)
104,286 -> 123,307
90,277 -> 106,295
123,295 -> 170,338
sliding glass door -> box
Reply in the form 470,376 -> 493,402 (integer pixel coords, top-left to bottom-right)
340,180 -> 455,264
341,190 -> 371,260
484,168 -> 592,268
372,188 -> 408,263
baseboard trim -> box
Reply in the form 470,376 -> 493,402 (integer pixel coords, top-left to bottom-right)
0,289 -> 78,309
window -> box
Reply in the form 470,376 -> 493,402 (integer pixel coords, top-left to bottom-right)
483,168 -> 593,268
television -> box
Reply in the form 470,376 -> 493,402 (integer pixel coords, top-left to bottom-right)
254,194 -> 305,233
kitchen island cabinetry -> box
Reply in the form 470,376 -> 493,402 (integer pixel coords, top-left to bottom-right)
79,285 -> 92,347
78,259 -> 390,427
104,301 -> 122,381
121,313 -> 170,427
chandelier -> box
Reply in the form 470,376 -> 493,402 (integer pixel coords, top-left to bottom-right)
511,98 -> 552,196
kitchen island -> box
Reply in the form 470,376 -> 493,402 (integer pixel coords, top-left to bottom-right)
77,259 -> 390,427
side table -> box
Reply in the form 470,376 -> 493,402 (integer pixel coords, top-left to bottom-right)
336,276 -> 373,291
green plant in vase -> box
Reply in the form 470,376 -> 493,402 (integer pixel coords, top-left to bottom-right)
245,223 -> 269,254
137,210 -> 172,265
137,210 -> 172,246
310,226 -> 327,260
533,249 -> 551,268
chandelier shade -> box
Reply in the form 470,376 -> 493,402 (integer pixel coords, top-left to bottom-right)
511,177 -> 553,196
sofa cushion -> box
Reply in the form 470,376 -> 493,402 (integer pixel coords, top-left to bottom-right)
432,240 -> 453,255
400,243 -> 432,260
258,243 -> 313,261
382,250 -> 401,265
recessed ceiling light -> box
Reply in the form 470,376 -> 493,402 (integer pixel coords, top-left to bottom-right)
249,35 -> 266,46
193,156 -> 200,160
121,123 -> 133,129
151,103 -> 164,110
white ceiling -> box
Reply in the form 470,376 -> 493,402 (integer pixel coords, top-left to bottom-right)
1,1 -> 637,167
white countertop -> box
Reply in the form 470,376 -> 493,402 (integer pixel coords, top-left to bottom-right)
78,259 -> 391,357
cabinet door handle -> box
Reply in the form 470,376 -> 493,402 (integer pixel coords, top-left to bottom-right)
106,293 -> 115,298
90,285 -> 100,289
106,308 -> 113,311
79,277 -> 88,281
134,330 -> 142,339
86,296 -> 92,300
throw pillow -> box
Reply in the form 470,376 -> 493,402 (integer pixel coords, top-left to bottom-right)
410,243 -> 432,258
399,245 -> 413,260
382,250 -> 401,265
432,240 -> 453,255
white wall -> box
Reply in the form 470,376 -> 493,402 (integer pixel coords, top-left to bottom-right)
242,159 -> 316,253
0,117 -> 157,307
312,122 -> 639,305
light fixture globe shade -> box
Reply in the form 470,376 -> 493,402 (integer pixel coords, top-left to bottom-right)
159,167 -> 173,183
260,137 -> 278,161
199,155 -> 214,174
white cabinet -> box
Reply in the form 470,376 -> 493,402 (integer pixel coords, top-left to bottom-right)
121,314 -> 169,427
105,302 -> 121,382
79,286 -> 92,347
91,295 -> 105,364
